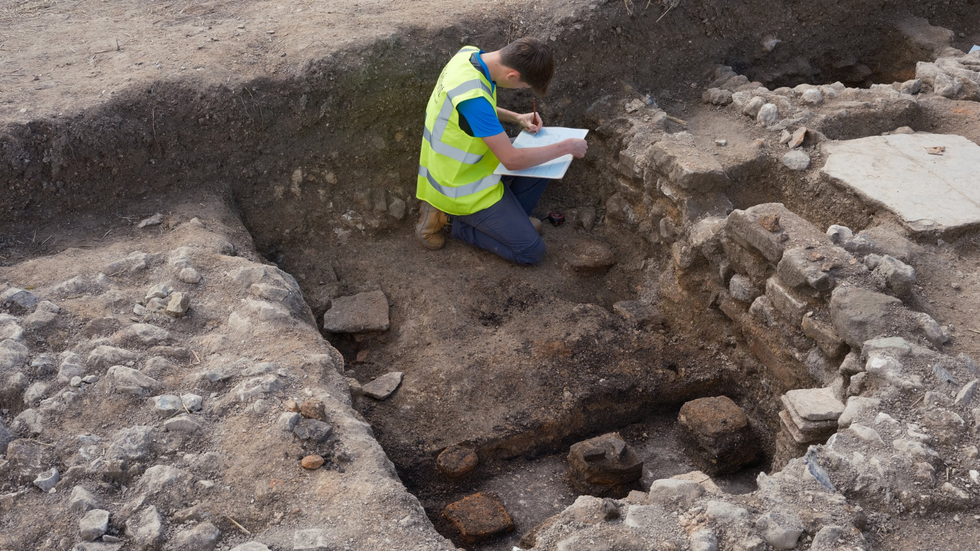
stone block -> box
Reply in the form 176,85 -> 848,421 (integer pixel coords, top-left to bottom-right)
721,237 -> 773,284
776,247 -> 841,293
822,133 -> 980,233
743,322 -> 810,391
361,372 -> 403,400
648,479 -> 704,510
858,226 -> 921,262
765,277 -> 810,325
677,396 -> 760,475
436,444 -> 479,478
783,388 -> 845,421
650,132 -> 730,192
726,204 -> 829,264
729,274 -> 761,303
443,493 -> 514,543
567,432 -> 643,494
726,210 -> 786,263
612,301 -> 664,327
566,239 -> 616,275
802,315 -> 847,359
322,290 -> 390,333
829,286 -> 904,349
874,255 -> 915,299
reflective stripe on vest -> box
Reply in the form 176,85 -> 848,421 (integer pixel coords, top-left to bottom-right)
421,79 -> 493,165
418,165 -> 501,199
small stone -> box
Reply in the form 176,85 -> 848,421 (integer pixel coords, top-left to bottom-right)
137,213 -> 163,228
166,292 -> 191,317
180,394 -> 203,411
800,88 -> 823,105
648,478 -> 705,510
362,372 -> 403,400
164,414 -> 202,433
301,455 -> 324,470
788,127 -> 807,148
757,511 -> 803,550
1,288 -> 40,314
293,419 -> 333,442
388,197 -> 407,220
702,88 -> 733,105
600,498 -> 621,520
33,467 -> 60,492
955,379 -> 978,407
126,506 -> 164,550
79,509 -> 110,541
300,398 -> 326,421
171,521 -> 220,551
781,150 -> 811,170
715,139 -> 728,146
742,96 -> 766,117
691,529 -> 719,551
612,301 -> 664,327
284,399 -> 300,412
443,493 -> 514,542
151,395 -> 182,416
757,213 -> 780,232
826,225 -> 854,244
229,543 -> 271,551
756,103 -> 779,125
278,412 -> 300,432
436,444 -> 479,478
729,274 -> 761,303
70,486 -> 100,513
567,240 -> 616,274
178,267 -> 203,284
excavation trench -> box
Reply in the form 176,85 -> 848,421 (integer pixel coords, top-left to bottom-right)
2,2 -> 977,550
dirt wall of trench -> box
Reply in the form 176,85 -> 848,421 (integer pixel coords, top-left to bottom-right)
3,0 -> 979,255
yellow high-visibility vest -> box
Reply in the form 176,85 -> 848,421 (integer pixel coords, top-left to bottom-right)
416,47 -> 503,216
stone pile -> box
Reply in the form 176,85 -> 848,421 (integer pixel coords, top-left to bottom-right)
0,215 -> 452,551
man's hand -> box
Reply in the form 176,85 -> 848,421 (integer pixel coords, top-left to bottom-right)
517,111 -> 542,133
562,138 -> 588,158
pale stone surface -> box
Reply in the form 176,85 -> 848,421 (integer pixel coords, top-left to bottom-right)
822,133 -> 980,233
783,387 -> 845,421
322,290 -> 390,333
362,372 -> 403,400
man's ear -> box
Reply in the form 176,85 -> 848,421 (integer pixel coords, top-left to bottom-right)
503,69 -> 523,86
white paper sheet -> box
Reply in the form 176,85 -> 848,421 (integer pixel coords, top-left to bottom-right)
493,127 -> 589,179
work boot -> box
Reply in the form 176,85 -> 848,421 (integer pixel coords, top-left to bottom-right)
529,217 -> 543,235
416,201 -> 449,250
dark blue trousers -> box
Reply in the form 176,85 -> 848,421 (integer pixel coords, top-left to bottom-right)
450,176 -> 549,265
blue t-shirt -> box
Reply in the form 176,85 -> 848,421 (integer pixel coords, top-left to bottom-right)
456,51 -> 504,138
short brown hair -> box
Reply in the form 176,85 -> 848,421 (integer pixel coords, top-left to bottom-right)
499,37 -> 554,95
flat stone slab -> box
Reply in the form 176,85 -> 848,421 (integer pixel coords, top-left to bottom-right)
783,388 -> 845,422
822,133 -> 980,234
322,290 -> 390,333
361,372 -> 403,400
